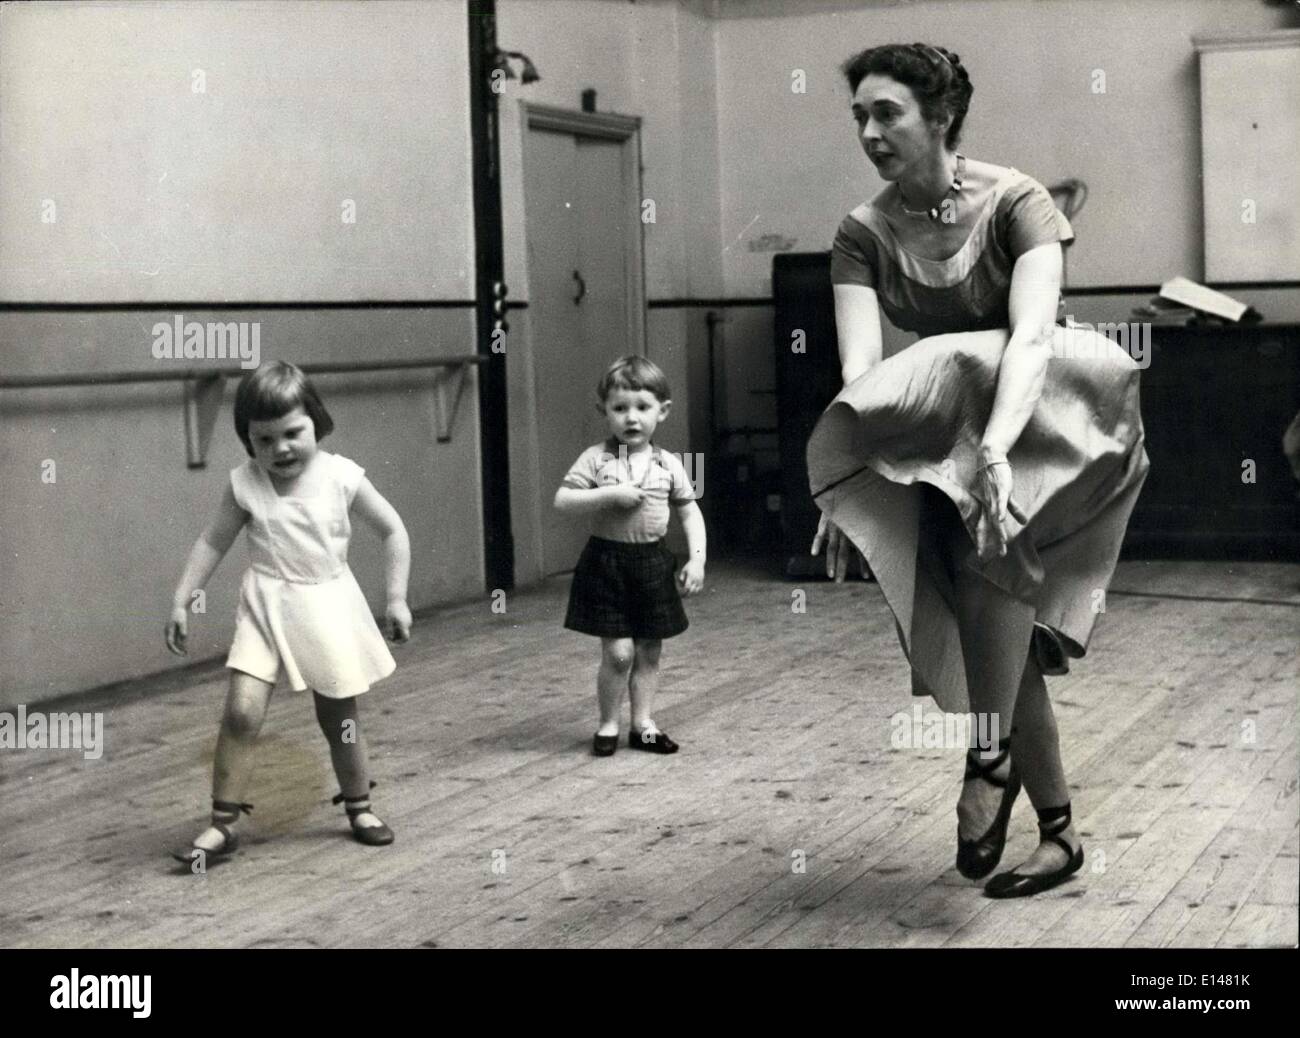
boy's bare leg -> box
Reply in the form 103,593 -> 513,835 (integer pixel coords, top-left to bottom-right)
629,638 -> 662,733
597,637 -> 634,736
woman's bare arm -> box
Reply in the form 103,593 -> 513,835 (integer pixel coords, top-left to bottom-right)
813,283 -> 884,579
980,242 -> 1063,457
833,284 -> 884,385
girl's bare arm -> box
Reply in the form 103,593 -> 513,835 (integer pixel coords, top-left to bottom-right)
172,484 -> 248,611
350,477 -> 411,613
166,485 -> 248,654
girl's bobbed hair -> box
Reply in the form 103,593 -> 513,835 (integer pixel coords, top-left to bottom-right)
596,355 -> 672,405
233,360 -> 333,457
841,42 -> 973,149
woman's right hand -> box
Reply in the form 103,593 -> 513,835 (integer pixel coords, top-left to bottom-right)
165,606 -> 189,656
810,512 -> 864,582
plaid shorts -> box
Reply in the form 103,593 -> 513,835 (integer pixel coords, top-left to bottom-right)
564,536 -> 689,640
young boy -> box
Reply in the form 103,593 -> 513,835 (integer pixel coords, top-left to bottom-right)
554,356 -> 706,756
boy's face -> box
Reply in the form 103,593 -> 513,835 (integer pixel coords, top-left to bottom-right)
248,405 -> 319,481
601,387 -> 670,448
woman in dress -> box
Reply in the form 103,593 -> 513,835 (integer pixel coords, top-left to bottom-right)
808,43 -> 1149,897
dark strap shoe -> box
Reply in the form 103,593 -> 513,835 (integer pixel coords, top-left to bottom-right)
956,737 -> 1021,880
171,799 -> 252,864
628,727 -> 678,754
985,803 -> 1084,898
333,781 -> 394,846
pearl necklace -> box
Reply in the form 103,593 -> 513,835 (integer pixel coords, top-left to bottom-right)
898,153 -> 966,220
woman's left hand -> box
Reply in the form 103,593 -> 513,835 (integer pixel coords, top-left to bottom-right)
974,456 -> 1028,559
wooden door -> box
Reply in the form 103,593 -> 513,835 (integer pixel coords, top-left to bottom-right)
523,111 -> 642,576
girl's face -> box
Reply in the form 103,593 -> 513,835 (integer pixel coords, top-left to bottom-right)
602,387 -> 669,448
851,73 -> 947,180
248,405 -> 318,481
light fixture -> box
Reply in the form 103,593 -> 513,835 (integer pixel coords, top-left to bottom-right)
492,49 -> 541,84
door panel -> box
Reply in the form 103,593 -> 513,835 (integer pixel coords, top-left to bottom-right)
524,127 -> 635,576
575,137 -> 630,366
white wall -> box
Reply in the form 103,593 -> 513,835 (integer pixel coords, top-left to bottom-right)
712,0 -> 1299,296
0,1 -> 482,705
0,0 -> 473,301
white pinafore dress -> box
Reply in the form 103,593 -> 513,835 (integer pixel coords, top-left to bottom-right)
225,451 -> 396,697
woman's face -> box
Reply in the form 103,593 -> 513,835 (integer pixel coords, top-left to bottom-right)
851,73 -> 947,179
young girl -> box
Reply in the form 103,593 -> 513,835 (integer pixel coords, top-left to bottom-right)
555,355 -> 706,756
166,360 -> 412,864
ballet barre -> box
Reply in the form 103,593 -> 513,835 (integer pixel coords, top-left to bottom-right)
0,355 -> 488,467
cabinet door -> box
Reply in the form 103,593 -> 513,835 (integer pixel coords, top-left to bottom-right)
1131,325 -> 1300,559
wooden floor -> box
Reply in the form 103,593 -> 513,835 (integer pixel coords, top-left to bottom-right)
1,558 -> 1296,948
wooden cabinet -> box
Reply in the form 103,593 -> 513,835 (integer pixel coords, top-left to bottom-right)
1125,322 -> 1300,559
773,253 -> 844,576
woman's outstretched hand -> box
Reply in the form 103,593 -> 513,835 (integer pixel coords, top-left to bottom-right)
810,512 -> 865,582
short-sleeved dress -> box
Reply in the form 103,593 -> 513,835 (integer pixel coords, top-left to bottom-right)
225,451 -> 396,697
807,167 -> 1150,714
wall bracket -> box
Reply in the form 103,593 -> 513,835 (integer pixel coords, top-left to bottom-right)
430,361 -> 473,443
184,373 -> 225,469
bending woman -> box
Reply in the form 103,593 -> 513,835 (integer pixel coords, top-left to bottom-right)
808,43 -> 1149,898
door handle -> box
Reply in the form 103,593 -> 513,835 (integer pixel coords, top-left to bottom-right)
572,270 -> 586,305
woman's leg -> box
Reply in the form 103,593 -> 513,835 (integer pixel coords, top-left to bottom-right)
1007,655 -> 1082,873
597,637 -> 635,736
629,638 -> 663,733
952,568 -> 1036,841
314,692 -> 384,829
191,670 -> 274,851
1011,654 -> 1068,804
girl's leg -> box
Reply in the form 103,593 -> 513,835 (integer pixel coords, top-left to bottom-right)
629,638 -> 663,733
597,637 -> 634,736
313,693 -> 383,829
192,670 -> 274,851
1006,655 -> 1082,873
952,568 -> 1035,841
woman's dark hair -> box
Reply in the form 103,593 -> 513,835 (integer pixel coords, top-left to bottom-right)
233,360 -> 334,456
841,43 -> 973,149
